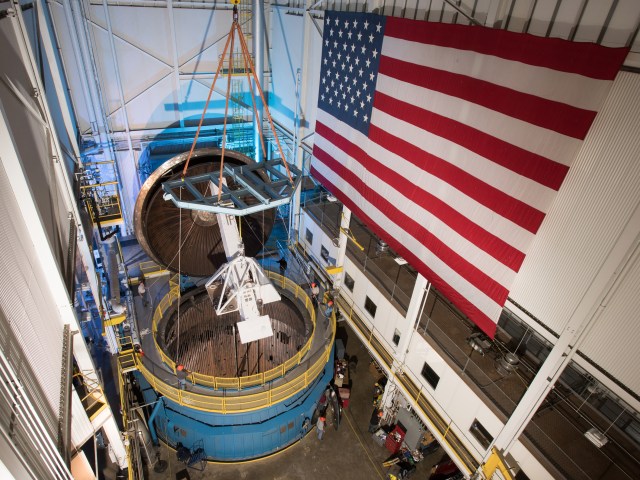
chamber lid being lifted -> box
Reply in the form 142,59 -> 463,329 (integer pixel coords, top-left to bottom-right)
133,148 -> 275,277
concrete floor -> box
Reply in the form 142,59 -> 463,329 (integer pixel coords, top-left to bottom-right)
144,322 -> 443,480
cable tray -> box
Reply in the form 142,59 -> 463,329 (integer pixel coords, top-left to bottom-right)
161,159 -> 302,216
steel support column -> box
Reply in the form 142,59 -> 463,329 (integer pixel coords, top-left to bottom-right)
102,0 -> 139,191
252,0 -> 264,161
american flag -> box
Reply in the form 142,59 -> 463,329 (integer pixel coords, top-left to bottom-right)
311,11 -> 627,337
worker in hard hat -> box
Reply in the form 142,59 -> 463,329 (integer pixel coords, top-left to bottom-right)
316,416 -> 326,440
176,364 -> 189,390
323,300 -> 334,318
368,408 -> 384,433
310,282 -> 320,307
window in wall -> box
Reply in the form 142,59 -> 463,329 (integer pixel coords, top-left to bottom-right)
469,419 -> 493,449
625,419 -> 640,445
421,362 -> 439,389
364,296 -> 377,318
392,329 -> 401,346
321,245 -> 329,262
344,272 -> 355,292
306,228 -> 313,245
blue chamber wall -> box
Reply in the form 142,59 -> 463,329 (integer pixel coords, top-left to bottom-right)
136,350 -> 333,461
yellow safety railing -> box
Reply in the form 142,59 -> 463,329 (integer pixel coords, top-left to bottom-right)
81,182 -> 123,225
135,271 -> 334,413
139,261 -> 169,279
482,447 -> 515,480
117,335 -> 135,353
74,372 -> 107,422
151,271 -> 317,390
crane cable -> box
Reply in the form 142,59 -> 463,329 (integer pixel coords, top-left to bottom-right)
181,4 -> 295,198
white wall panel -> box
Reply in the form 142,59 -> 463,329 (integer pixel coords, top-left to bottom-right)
580,250 -> 640,394
509,72 -> 640,341
89,4 -> 174,66
0,163 -> 62,436
573,0 -> 615,43
175,9 -> 233,72
270,8 -> 303,131
126,74 -> 181,129
270,7 -> 323,147
50,2 -> 235,134
71,389 -> 94,448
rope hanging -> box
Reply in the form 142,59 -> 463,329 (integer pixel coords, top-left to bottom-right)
180,4 -> 295,198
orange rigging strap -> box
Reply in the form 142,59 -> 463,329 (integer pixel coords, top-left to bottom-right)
181,4 -> 295,193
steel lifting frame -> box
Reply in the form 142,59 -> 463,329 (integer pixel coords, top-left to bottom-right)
161,158 -> 302,216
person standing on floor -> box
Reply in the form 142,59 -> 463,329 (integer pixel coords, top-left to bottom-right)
138,278 -> 149,307
368,408 -> 384,433
310,282 -> 320,307
277,257 -> 288,276
316,416 -> 326,440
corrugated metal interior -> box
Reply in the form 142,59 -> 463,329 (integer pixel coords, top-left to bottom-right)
0,163 -> 63,441
509,72 -> 640,339
580,247 -> 640,394
0,11 -> 73,289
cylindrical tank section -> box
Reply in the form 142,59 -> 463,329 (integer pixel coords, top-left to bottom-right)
134,274 -> 334,461
132,150 -> 335,461
133,148 -> 275,277
138,348 -> 333,461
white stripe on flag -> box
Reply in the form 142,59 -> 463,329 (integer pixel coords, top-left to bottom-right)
316,109 -> 534,254
382,37 -> 613,111
376,73 -> 582,166
312,157 -> 505,322
314,133 -> 519,285
371,108 -> 557,214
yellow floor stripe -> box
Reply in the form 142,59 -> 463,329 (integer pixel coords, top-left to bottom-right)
342,408 -> 386,480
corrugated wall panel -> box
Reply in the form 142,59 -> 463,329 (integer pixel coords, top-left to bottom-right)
0,162 -> 63,437
580,251 -> 640,394
510,71 -> 640,336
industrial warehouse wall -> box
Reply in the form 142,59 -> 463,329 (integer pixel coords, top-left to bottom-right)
269,6 -> 323,139
298,210 -> 554,478
0,11 -> 75,442
0,11 -> 74,289
0,144 -> 63,462
47,1 -> 272,228
508,71 -> 640,404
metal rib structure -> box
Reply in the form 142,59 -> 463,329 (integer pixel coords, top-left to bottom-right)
134,148 -> 275,277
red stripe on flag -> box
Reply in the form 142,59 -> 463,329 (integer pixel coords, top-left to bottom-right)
316,121 -> 526,270
310,163 -> 499,338
374,92 -> 569,190
380,56 -> 596,139
384,17 -> 628,80
362,123 -> 545,234
313,144 -> 510,305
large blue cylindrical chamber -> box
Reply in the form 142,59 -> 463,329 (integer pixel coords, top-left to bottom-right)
137,351 -> 332,461
133,272 -> 335,462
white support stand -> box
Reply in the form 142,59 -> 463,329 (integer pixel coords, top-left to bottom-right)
203,181 -> 280,344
